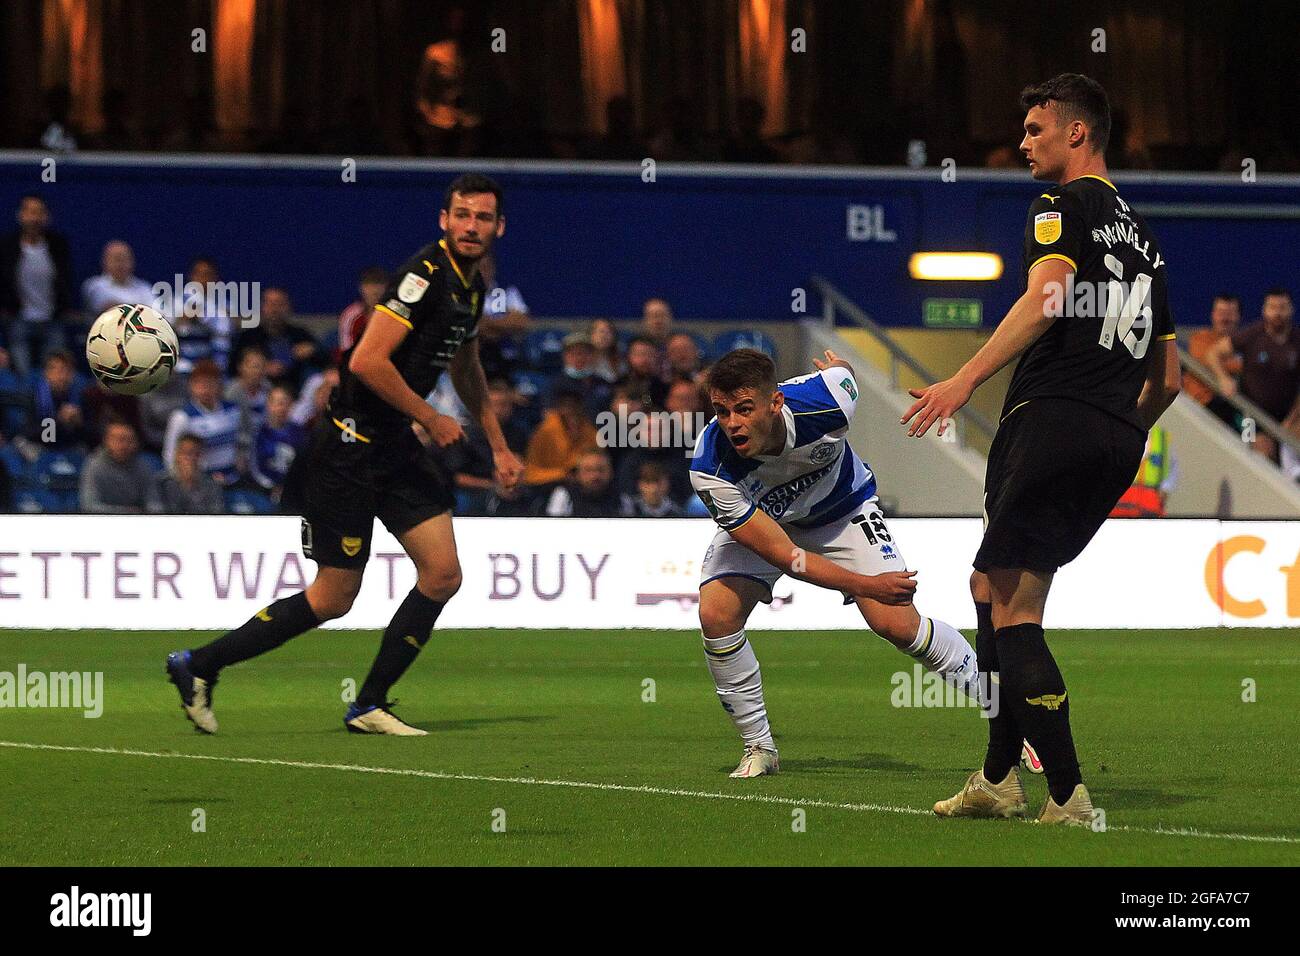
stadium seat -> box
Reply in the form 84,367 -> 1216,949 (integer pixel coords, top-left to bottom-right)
224,487 -> 276,515
710,330 -> 778,362
455,488 -> 489,516
51,488 -> 80,512
524,329 -> 567,371
138,451 -> 165,475
317,328 -> 340,357
0,369 -> 30,438
686,331 -> 712,358
0,368 -> 25,393
684,495 -> 711,518
511,369 -> 551,403
31,450 -> 84,492
14,487 -> 63,513
0,445 -> 29,484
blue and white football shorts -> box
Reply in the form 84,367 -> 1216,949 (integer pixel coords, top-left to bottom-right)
699,498 -> 906,604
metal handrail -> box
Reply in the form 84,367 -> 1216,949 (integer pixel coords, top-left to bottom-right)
1178,345 -> 1300,459
809,275 -> 998,443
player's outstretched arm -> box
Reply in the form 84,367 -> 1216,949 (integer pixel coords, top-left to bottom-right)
349,308 -> 463,446
901,256 -> 1072,437
728,508 -> 916,605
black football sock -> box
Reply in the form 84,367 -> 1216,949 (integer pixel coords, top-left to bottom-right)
356,588 -> 446,708
976,602 -> 1023,783
995,622 -> 1083,805
189,592 -> 321,680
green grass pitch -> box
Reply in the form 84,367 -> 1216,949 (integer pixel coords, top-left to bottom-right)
1,628 -> 1297,866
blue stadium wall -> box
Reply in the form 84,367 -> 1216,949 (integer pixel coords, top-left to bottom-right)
1,153 -> 1297,327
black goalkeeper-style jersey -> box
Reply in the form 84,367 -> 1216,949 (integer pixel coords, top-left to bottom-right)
1001,174 -> 1175,433
333,238 -> 485,440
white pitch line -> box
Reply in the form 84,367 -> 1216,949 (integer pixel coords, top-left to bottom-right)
3,740 -> 1298,846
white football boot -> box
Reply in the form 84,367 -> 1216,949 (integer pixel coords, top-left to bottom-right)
344,702 -> 428,736
165,650 -> 218,734
729,744 -> 780,778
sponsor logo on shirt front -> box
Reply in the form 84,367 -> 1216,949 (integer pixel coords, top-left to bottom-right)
759,463 -> 833,518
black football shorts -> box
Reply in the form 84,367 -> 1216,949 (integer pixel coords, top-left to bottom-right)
975,397 -> 1145,574
296,416 -> 455,570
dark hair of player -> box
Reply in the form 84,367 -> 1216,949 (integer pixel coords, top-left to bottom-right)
626,335 -> 659,352
358,265 -> 387,285
1263,286 -> 1292,301
188,256 -> 218,273
1019,73 -> 1111,153
706,348 -> 776,395
442,173 -> 504,217
1213,293 -> 1241,306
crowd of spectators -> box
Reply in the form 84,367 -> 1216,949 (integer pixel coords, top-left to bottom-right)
5,189 -> 1298,520
0,194 -> 751,518
1183,288 -> 1300,480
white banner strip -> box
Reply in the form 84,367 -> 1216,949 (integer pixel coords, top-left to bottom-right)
0,516 -> 1296,630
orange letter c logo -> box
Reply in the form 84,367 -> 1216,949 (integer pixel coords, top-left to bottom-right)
1205,536 -> 1266,618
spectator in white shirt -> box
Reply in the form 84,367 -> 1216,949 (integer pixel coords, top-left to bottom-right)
1,194 -> 76,376
82,241 -> 155,316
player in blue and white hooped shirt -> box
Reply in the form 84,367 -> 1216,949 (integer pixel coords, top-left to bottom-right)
690,348 -> 981,778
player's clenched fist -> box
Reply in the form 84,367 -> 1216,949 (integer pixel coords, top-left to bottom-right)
494,448 -> 523,492
856,569 -> 917,605
424,412 -> 465,447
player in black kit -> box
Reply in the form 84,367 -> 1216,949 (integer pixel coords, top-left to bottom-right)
166,174 -> 523,736
902,75 -> 1183,824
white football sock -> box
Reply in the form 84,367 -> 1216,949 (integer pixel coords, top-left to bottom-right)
905,616 -> 979,700
702,629 -> 774,750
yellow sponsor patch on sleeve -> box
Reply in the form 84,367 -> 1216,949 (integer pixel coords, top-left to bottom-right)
1034,211 -> 1062,245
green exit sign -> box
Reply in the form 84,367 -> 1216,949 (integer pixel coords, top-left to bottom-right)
923,298 -> 983,328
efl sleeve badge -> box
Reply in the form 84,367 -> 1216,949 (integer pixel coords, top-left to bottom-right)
1034,211 -> 1062,245
397,273 -> 431,303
